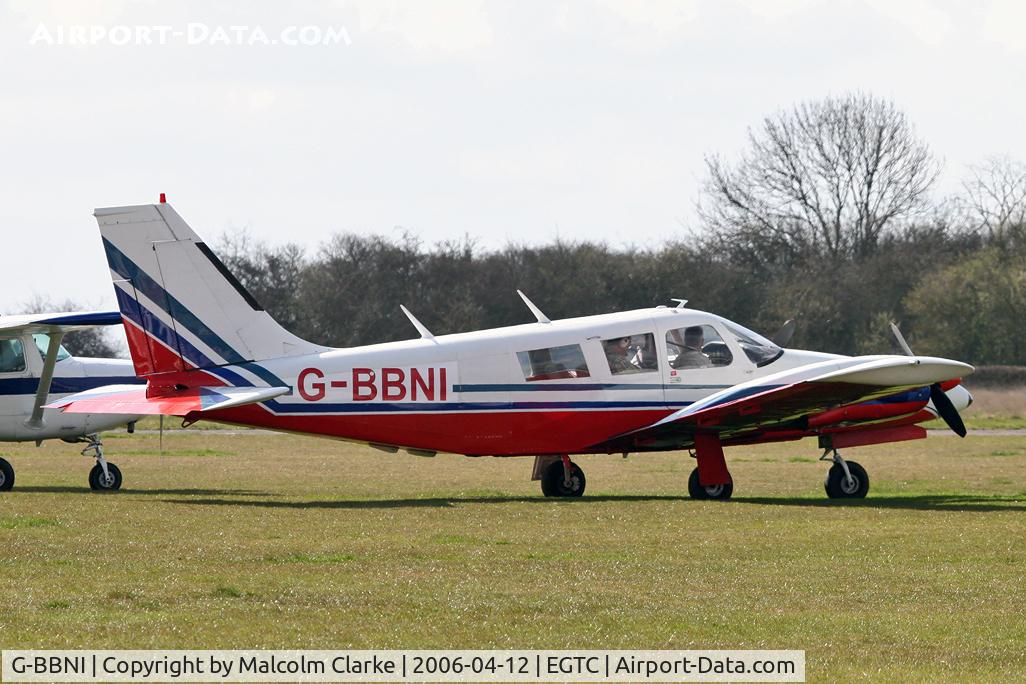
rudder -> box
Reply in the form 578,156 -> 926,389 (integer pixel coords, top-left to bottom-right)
97,200 -> 323,376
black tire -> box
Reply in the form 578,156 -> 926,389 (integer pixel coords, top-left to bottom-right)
0,457 -> 13,491
88,463 -> 122,491
688,467 -> 733,500
540,459 -> 586,497
824,460 -> 869,499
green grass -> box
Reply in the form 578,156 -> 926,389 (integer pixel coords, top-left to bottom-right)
0,515 -> 58,529
2,432 -> 1026,682
925,415 -> 1026,430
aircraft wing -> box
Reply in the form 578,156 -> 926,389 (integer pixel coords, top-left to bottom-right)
594,355 -> 973,452
0,310 -> 123,334
46,384 -> 290,417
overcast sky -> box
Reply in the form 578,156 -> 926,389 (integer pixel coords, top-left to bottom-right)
1,0 -> 1024,314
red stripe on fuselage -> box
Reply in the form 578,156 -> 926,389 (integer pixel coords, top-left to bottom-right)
204,404 -> 675,456
201,396 -> 944,457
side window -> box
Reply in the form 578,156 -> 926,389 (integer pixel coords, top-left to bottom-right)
0,338 -> 26,373
516,344 -> 590,381
602,333 -> 658,375
32,334 -> 71,362
666,324 -> 733,369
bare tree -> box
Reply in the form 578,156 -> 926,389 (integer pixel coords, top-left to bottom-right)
699,93 -> 940,261
958,156 -> 1026,241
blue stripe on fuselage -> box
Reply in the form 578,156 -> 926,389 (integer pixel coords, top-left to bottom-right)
454,383 -> 730,392
256,400 -> 690,414
0,376 -> 144,396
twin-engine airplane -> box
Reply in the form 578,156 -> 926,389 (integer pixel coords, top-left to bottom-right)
51,198 -> 974,500
0,312 -> 141,491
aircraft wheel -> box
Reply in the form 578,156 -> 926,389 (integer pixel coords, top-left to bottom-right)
824,460 -> 869,499
687,467 -> 733,500
0,457 -> 13,491
89,463 -> 122,492
541,459 -> 586,497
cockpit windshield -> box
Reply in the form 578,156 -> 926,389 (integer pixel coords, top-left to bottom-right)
723,322 -> 783,367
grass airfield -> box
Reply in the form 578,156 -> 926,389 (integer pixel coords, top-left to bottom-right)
2,430 -> 1026,682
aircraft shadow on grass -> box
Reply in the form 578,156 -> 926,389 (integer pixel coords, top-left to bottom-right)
13,485 -> 271,497
155,493 -> 1026,513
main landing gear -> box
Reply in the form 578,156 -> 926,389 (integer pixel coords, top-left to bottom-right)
686,433 -> 734,500
687,467 -> 733,500
77,434 -> 122,492
540,455 -> 586,497
820,448 -> 869,499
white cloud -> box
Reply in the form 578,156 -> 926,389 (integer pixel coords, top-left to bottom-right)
982,0 -> 1026,52
6,0 -> 148,27
596,0 -> 699,36
344,0 -> 493,54
863,0 -> 953,44
226,87 -> 278,113
738,0 -> 821,19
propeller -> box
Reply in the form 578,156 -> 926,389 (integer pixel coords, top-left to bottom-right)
771,319 -> 796,347
929,383 -> 968,437
890,321 -> 967,438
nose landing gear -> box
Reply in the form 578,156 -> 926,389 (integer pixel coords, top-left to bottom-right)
79,434 -> 122,492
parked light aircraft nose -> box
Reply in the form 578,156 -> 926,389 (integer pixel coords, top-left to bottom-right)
51,197 -> 973,500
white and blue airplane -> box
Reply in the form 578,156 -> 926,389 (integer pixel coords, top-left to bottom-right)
0,312 -> 141,491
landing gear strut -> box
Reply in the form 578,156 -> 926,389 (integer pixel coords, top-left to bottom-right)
540,456 -> 586,497
821,448 -> 869,499
78,434 -> 122,492
687,434 -> 733,500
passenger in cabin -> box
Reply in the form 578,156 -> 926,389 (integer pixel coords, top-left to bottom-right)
672,326 -> 711,369
604,336 -> 641,374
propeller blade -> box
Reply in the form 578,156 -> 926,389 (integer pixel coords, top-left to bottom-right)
772,319 -> 796,347
930,383 -> 967,438
889,322 -> 914,356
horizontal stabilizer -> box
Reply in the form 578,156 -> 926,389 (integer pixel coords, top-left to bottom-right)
46,384 -> 289,417
0,310 -> 122,334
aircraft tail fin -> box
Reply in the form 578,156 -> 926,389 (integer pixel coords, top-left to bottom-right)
96,200 -> 324,377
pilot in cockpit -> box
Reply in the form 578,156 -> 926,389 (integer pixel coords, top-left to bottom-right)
671,326 -> 711,369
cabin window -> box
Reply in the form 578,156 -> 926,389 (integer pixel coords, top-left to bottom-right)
516,344 -> 590,381
666,324 -> 733,369
724,322 -> 783,367
0,338 -> 26,373
602,333 -> 659,375
32,334 -> 71,362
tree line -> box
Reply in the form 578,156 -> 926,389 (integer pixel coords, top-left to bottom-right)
40,93 -> 1026,365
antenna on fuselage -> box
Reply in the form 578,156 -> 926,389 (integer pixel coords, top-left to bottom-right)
670,298 -> 688,309
400,305 -> 435,340
517,290 -> 550,324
